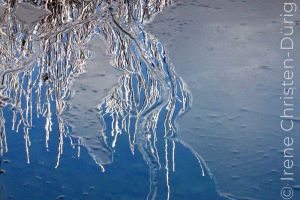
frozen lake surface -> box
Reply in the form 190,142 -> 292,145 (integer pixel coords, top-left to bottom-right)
0,0 -> 300,200
146,0 -> 300,199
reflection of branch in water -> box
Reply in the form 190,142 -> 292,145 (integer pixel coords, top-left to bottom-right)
0,1 -> 212,199
0,107 -> 7,156
98,7 -> 197,198
0,1 -> 94,164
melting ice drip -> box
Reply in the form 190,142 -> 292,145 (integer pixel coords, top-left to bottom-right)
0,1 -> 215,199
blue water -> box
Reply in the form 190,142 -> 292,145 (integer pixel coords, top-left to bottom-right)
1,0 -> 300,200
0,1 -> 231,200
1,110 -> 227,199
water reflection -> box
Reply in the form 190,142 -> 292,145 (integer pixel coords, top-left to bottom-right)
0,1 -> 230,199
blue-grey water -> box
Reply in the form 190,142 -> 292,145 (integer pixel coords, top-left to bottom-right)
0,0 -> 300,200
